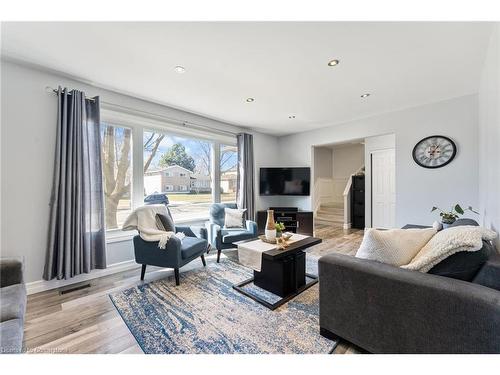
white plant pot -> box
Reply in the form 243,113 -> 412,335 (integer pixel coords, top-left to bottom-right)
265,229 -> 276,241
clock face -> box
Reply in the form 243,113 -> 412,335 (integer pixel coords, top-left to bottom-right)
412,135 -> 456,169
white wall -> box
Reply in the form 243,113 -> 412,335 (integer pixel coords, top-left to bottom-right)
252,131 -> 280,211
331,143 -> 364,203
276,95 -> 479,227
313,147 -> 333,181
0,60 -> 278,285
332,143 -> 364,179
311,147 -> 334,211
478,24 -> 500,250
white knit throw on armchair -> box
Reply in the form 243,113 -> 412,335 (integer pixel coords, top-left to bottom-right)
122,204 -> 174,249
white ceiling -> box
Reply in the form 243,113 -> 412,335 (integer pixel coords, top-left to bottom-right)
1,22 -> 493,135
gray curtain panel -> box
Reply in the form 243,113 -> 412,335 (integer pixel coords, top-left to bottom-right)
236,133 -> 255,221
44,87 -> 106,281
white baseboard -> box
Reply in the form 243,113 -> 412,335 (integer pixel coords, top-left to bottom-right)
25,260 -> 141,295
343,222 -> 352,230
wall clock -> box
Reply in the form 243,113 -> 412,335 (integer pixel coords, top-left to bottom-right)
412,135 -> 457,169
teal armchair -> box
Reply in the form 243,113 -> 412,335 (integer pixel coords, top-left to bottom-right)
205,203 -> 258,262
134,225 -> 208,285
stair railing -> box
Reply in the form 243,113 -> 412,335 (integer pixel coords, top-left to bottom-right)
342,176 -> 353,229
313,179 -> 322,216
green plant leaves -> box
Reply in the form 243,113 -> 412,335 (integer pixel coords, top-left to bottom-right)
432,204 -> 478,219
274,222 -> 285,231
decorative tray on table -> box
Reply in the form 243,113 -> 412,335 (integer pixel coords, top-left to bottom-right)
258,232 -> 293,244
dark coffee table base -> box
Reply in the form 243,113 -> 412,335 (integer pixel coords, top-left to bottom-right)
233,248 -> 318,310
232,273 -> 318,310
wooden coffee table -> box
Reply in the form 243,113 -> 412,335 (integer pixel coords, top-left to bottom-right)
233,235 -> 322,310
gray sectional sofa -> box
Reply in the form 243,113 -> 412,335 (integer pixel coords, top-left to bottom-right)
0,258 -> 26,354
319,222 -> 500,353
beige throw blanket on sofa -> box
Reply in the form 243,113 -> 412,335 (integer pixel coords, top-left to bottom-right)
356,225 -> 497,272
402,225 -> 497,272
122,205 -> 174,249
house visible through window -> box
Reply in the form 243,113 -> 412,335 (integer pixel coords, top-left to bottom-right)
100,123 -> 133,230
143,130 -> 213,222
220,144 -> 238,203
100,116 -> 237,232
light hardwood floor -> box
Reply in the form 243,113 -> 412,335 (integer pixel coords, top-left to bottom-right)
24,225 -> 365,354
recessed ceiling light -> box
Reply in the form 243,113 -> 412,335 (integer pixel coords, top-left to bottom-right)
360,93 -> 371,98
327,59 -> 340,66
174,66 -> 186,74
288,115 -> 296,119
246,98 -> 255,103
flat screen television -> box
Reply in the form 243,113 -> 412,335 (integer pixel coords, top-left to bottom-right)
259,167 -> 310,196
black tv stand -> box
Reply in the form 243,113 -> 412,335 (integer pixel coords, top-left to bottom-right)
257,208 -> 313,236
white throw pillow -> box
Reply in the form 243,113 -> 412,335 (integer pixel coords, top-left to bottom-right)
355,228 -> 436,266
224,208 -> 247,228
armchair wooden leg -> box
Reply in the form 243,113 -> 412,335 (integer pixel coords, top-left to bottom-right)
174,268 -> 180,286
140,264 -> 147,281
206,244 -> 212,254
201,254 -> 206,267
217,249 -> 221,263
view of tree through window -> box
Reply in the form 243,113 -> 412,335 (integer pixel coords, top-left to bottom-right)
101,123 -> 132,230
143,130 -> 213,221
100,122 -> 238,231
220,144 -> 237,202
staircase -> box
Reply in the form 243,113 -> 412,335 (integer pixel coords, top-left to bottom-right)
315,202 -> 344,226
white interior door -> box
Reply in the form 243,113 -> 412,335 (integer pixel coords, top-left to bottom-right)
371,149 -> 396,228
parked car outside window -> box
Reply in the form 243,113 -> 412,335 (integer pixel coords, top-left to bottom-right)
144,193 -> 169,205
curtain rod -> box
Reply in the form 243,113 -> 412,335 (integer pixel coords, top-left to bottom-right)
45,86 -> 239,137
49,87 -> 97,102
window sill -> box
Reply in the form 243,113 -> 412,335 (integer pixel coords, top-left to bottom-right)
106,230 -> 135,244
105,217 -> 209,244
173,216 -> 209,225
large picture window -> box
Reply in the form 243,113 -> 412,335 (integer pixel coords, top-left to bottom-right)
101,111 -> 237,235
143,130 -> 213,222
100,123 -> 133,230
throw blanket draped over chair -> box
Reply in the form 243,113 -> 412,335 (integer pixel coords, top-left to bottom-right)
125,205 -> 209,285
122,205 -> 174,248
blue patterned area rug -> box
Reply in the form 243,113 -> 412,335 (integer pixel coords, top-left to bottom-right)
109,257 -> 335,354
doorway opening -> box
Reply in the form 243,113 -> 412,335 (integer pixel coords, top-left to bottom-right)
311,133 -> 395,250
312,140 -> 365,239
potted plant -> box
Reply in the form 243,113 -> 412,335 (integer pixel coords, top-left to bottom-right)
431,204 -> 478,228
275,222 -> 286,238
